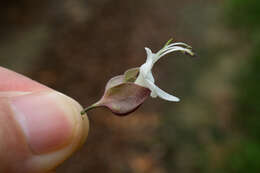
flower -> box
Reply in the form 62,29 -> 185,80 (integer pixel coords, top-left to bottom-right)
135,40 -> 194,102
81,39 -> 194,116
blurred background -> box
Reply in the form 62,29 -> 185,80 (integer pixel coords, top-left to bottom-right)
1,0 -> 259,172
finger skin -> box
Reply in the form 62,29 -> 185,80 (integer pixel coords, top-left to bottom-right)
0,67 -> 49,92
0,67 -> 89,173
0,97 -> 31,172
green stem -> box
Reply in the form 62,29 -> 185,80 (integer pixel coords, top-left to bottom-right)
80,103 -> 98,115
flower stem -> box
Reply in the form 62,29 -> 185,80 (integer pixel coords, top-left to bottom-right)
81,103 -> 98,115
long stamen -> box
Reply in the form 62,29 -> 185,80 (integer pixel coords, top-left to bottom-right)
153,45 -> 194,63
159,47 -> 192,58
164,46 -> 193,53
161,44 -> 193,53
156,42 -> 193,57
167,42 -> 192,49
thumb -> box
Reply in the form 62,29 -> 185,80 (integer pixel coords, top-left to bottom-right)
0,67 -> 89,173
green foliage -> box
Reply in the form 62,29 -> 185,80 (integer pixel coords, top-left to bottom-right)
226,0 -> 260,30
237,48 -> 260,139
226,0 -> 260,172
227,140 -> 260,173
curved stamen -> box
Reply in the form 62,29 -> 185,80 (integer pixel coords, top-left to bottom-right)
161,47 -> 193,56
167,42 -> 192,49
153,46 -> 193,63
155,43 -> 193,60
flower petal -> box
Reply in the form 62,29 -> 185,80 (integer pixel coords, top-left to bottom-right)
145,47 -> 153,61
145,73 -> 157,98
135,63 -> 155,88
147,71 -> 155,83
146,79 -> 180,102
139,58 -> 153,77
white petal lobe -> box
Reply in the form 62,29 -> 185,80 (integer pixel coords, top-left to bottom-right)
144,47 -> 153,60
146,80 -> 180,102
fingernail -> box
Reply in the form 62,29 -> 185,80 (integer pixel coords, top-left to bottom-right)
10,91 -> 80,154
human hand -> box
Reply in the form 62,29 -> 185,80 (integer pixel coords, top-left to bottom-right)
0,67 -> 89,173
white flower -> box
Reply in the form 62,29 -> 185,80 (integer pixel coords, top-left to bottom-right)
135,40 -> 194,102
